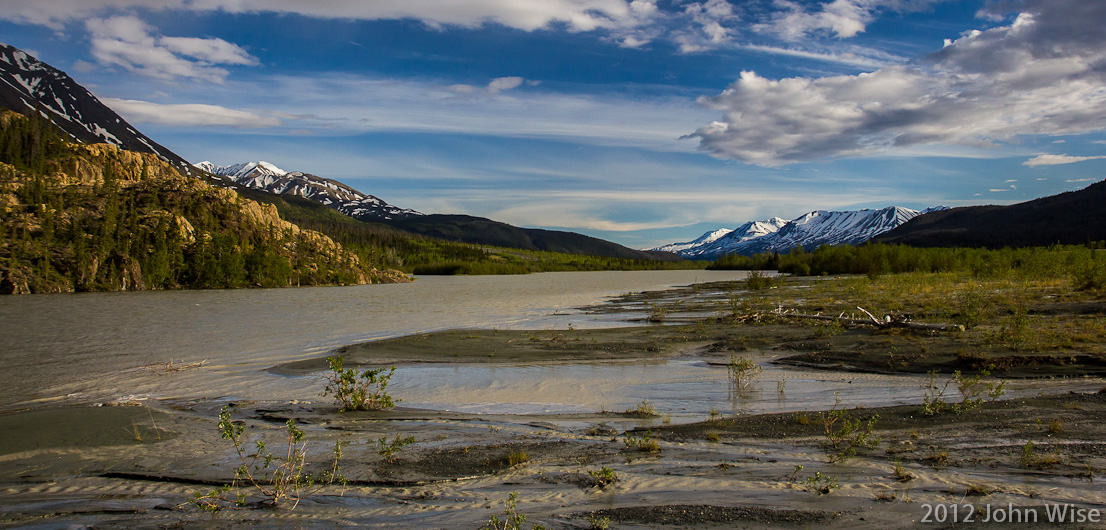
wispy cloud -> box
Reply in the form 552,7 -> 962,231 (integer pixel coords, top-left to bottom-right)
121,73 -> 715,151
102,98 -> 280,127
1023,154 -> 1106,167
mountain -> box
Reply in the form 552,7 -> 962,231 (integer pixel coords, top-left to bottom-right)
386,214 -> 683,262
652,219 -> 788,259
0,42 -> 191,170
655,206 -> 944,259
194,160 -> 421,220
198,160 -> 680,261
875,180 -> 1106,247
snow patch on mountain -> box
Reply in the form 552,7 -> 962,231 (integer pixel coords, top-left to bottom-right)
652,207 -> 946,259
194,161 -> 422,221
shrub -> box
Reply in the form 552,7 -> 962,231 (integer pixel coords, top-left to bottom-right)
376,434 -> 416,462
587,466 -> 618,488
624,399 -> 658,417
819,393 -> 879,462
483,491 -> 547,530
322,355 -> 396,412
624,431 -> 661,453
744,270 -> 776,290
921,369 -> 1005,416
803,471 -> 839,495
508,451 -> 530,466
192,406 -> 345,511
727,354 -> 762,389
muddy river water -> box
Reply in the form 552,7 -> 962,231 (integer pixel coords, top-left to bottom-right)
2,270 -> 1098,417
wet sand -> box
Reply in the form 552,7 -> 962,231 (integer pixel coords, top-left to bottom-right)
2,278 -> 1106,528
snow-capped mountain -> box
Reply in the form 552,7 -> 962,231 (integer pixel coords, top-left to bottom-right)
653,218 -> 788,258
194,161 -> 422,221
652,206 -> 946,259
0,42 -> 190,170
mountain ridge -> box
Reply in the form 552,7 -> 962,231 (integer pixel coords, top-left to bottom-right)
195,160 -> 422,221
654,206 -> 946,259
0,42 -> 191,171
875,180 -> 1106,248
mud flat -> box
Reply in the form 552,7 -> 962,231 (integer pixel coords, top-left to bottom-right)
2,275 -> 1105,528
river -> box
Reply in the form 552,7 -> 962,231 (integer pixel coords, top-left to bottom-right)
0,270 -> 749,411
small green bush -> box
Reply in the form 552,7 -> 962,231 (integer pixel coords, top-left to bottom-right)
376,434 -> 416,462
192,406 -> 345,511
322,355 -> 396,412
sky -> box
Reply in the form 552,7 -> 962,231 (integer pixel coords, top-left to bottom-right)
2,0 -> 1105,249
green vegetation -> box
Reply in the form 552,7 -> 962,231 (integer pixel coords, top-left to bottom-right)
1020,440 -> 1064,469
624,399 -> 658,417
727,354 -> 762,389
322,356 -> 397,412
921,369 -> 1005,416
587,466 -> 618,488
376,434 -> 416,462
586,513 -> 612,530
192,406 -> 345,511
710,242 -> 1106,285
624,430 -> 661,453
0,111 -> 393,293
483,491 -> 547,530
820,393 -> 880,462
802,471 -> 840,495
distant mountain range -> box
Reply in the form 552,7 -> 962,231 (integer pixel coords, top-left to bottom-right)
0,42 -> 191,171
194,160 -> 422,221
875,180 -> 1106,247
654,206 -> 946,259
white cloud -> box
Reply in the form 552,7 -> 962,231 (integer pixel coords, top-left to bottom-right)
86,15 -> 257,82
688,0 -> 1106,166
487,76 -> 525,94
754,0 -> 943,41
102,98 -> 280,127
1066,178 -> 1095,183
1023,154 -> 1106,167
159,36 -> 257,65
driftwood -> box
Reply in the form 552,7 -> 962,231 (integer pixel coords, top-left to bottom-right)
773,306 -> 965,332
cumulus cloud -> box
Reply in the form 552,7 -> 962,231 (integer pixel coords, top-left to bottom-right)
102,98 -> 280,127
687,0 -> 1106,166
1023,154 -> 1106,167
86,15 -> 257,82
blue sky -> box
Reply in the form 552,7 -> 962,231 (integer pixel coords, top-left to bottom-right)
3,0 -> 1105,249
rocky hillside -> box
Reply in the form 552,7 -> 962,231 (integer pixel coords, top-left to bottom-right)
0,111 -> 407,294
